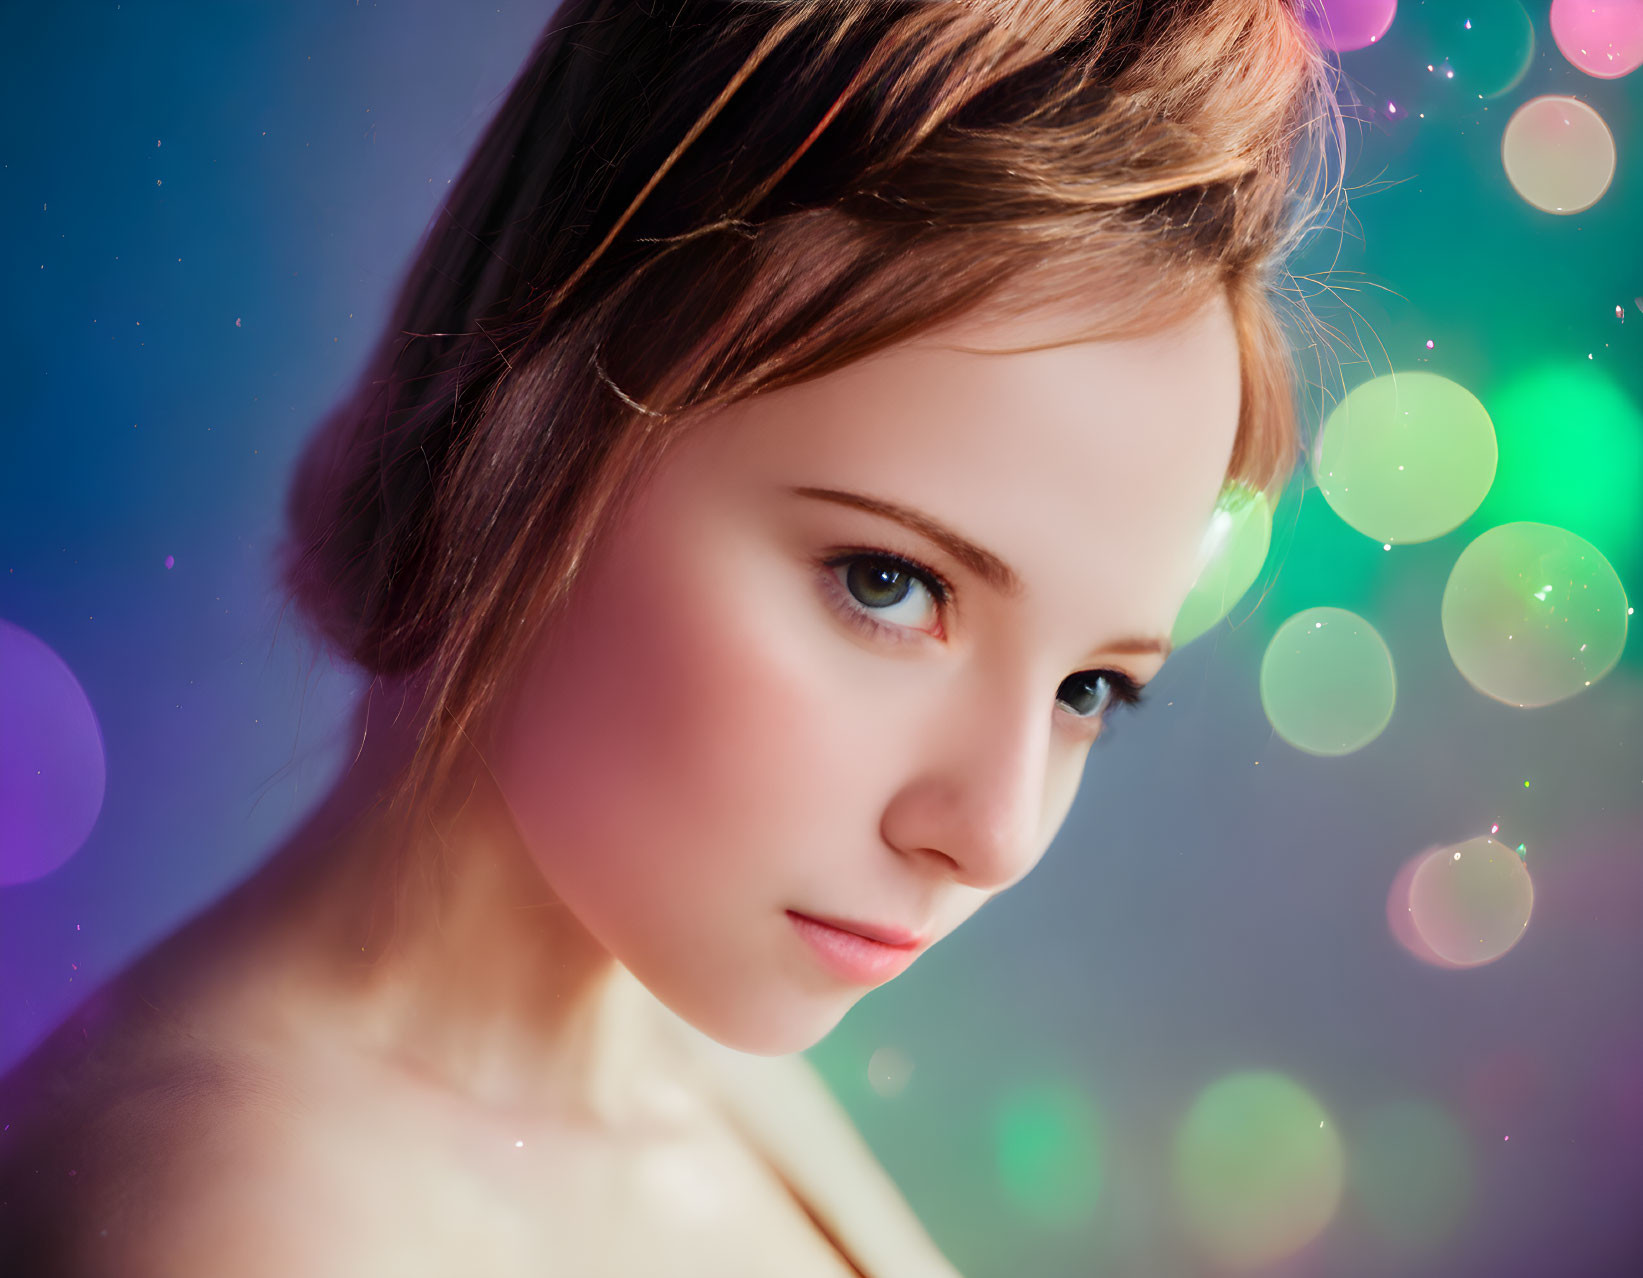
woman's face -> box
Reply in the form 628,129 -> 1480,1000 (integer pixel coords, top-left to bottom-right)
486,291 -> 1244,1055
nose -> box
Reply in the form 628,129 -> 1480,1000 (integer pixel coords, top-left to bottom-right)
878,669 -> 1061,893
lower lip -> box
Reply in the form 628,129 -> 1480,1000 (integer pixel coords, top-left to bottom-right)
788,911 -> 920,985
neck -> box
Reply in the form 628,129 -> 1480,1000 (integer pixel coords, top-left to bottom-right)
183,674 -> 687,1128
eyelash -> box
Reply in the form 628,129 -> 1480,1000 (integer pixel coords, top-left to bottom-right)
817,547 -> 1150,729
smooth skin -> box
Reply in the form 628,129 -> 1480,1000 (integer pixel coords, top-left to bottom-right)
485,288 -> 1244,1065
0,289 -> 1242,1277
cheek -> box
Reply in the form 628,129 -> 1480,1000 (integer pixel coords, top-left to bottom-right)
1040,746 -> 1087,850
489,509 -> 861,942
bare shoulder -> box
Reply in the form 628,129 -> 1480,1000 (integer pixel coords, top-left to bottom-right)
0,981 -> 351,1278
650,1006 -> 966,1278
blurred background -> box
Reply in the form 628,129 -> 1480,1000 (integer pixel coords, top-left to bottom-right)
3,1 -> 1640,1273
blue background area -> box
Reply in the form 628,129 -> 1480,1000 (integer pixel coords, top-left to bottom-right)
3,2 -> 1641,1274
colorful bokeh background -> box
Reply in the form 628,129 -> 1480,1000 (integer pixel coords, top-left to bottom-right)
4,1 -> 1642,1273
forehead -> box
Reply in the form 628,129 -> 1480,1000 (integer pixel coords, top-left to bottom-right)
673,293 -> 1242,621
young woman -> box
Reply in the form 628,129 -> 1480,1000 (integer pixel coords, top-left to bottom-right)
0,1 -> 1342,1272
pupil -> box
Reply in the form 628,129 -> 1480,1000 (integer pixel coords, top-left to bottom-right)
849,560 -> 909,608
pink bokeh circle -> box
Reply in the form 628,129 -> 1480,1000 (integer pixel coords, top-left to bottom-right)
0,618 -> 108,885
1300,0 -> 1398,52
1550,0 -> 1643,79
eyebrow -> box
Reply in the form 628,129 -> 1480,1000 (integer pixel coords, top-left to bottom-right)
788,484 -> 1174,661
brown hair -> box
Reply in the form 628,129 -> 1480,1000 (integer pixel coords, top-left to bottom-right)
277,0 -> 1345,828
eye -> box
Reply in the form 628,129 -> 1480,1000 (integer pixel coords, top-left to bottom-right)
820,550 -> 950,641
1055,669 -> 1148,724
819,550 -> 1152,728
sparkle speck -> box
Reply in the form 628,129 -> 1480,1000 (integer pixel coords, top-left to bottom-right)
235,318 -> 242,327
1490,824 -> 1499,834
164,555 -> 174,569
1425,339 -> 1435,349
514,1139 -> 525,1148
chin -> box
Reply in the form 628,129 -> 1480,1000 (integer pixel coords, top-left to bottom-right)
716,1016 -> 841,1059
658,982 -> 854,1059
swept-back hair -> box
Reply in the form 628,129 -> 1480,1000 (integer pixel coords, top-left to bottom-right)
278,0 -> 1346,822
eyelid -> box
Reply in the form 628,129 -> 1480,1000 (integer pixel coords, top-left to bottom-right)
834,545 -> 954,603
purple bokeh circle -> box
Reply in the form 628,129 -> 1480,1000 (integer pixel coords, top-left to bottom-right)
0,618 -> 107,885
1300,0 -> 1398,52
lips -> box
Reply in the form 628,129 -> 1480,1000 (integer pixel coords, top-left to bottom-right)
787,910 -> 927,949
788,911 -> 926,986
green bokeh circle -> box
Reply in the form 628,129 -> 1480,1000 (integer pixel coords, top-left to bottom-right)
1171,483 -> 1273,649
994,1080 -> 1105,1227
1173,1071 -> 1344,1271
1441,522 -> 1629,707
1260,607 -> 1397,756
1313,371 -> 1497,545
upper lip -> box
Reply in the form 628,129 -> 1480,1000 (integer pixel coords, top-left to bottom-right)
790,910 -> 929,949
